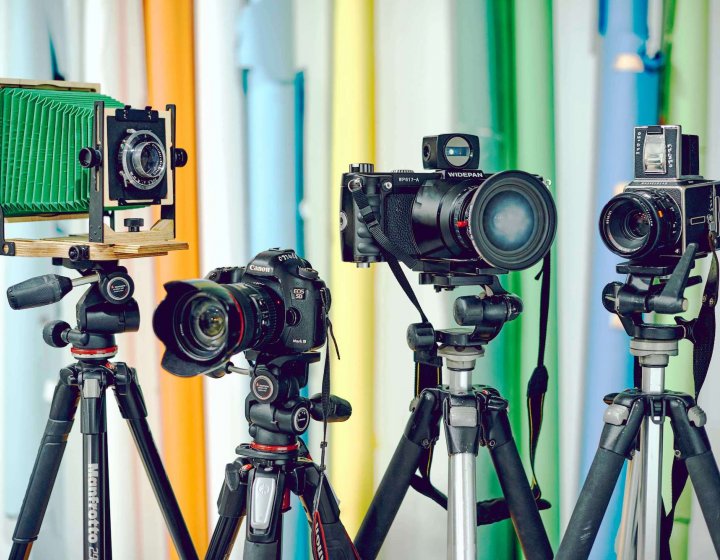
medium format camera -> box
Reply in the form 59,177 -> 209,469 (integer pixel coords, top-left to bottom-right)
599,124 -> 717,261
339,133 -> 557,273
154,248 -> 330,377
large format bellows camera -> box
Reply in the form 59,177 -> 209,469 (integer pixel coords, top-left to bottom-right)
600,124 -> 716,261
0,79 -> 187,261
154,249 -> 330,377
340,133 -> 557,273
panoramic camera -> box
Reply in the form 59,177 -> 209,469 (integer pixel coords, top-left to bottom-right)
339,133 -> 557,273
153,248 -> 330,377
599,124 -> 716,261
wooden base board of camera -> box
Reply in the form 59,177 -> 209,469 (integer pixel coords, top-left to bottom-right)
1,237 -> 188,260
0,218 -> 188,260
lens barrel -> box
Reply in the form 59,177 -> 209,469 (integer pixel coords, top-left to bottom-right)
599,190 -> 681,259
154,280 -> 281,376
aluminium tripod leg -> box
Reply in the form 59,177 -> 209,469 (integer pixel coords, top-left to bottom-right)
9,372 -> 80,560
483,402 -> 552,560
112,364 -> 198,560
557,396 -> 645,559
298,462 -> 359,559
667,396 -> 720,555
205,459 -> 249,560
354,389 -> 442,559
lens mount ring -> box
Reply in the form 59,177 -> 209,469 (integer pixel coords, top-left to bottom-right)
119,129 -> 167,190
466,170 -> 557,270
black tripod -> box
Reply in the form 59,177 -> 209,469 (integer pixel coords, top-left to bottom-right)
354,273 -> 553,560
6,259 -> 198,560
205,351 -> 358,559
558,245 -> 720,559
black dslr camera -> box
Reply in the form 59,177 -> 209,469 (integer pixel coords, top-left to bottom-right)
600,124 -> 717,261
340,133 -> 557,273
154,248 -> 330,377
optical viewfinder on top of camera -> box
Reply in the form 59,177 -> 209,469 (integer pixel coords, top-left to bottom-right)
599,125 -> 717,262
339,133 -> 557,274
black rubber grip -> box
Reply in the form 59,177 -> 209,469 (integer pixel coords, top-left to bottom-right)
7,274 -> 72,310
685,451 -> 720,555
490,440 -> 553,559
557,448 -> 627,559
354,434 -> 422,559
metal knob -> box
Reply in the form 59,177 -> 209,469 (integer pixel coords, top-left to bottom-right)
124,218 -> 144,232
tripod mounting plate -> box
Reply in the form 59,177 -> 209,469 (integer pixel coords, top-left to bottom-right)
419,270 -> 507,290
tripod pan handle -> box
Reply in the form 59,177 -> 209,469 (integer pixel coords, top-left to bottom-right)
7,274 -> 73,310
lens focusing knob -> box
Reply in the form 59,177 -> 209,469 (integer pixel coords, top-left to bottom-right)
173,148 -> 188,168
79,147 -> 103,168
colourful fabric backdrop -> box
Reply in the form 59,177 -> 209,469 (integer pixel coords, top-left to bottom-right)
0,1 -> 718,558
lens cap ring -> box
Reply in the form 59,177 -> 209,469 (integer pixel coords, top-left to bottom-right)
466,171 -> 556,270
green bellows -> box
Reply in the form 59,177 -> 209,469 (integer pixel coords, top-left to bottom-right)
0,89 -> 123,217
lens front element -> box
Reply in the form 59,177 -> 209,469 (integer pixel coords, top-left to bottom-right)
119,130 -> 167,190
466,171 -> 556,270
599,190 -> 680,259
177,293 -> 229,361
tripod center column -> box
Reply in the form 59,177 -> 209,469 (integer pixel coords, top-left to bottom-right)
439,345 -> 483,560
629,338 -> 678,560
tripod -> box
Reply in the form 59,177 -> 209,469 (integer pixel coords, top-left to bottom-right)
205,351 -> 358,559
354,274 -> 553,560
558,245 -> 720,559
6,259 -> 198,560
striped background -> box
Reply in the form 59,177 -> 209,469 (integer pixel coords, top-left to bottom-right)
0,0 -> 719,558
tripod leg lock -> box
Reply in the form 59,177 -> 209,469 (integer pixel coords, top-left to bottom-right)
599,396 -> 645,458
113,363 -> 148,420
443,393 -> 481,455
667,396 -> 712,459
217,459 -> 250,518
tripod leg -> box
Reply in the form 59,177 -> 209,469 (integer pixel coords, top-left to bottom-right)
483,404 -> 553,560
557,397 -> 645,559
667,397 -> 720,555
205,460 -> 249,560
354,389 -> 441,559
243,467 -> 285,560
298,463 -> 360,560
81,374 -> 110,560
9,374 -> 80,560
113,365 -> 198,560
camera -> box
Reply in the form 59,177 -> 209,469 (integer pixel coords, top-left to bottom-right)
339,133 -> 557,273
599,124 -> 717,261
153,248 -> 330,377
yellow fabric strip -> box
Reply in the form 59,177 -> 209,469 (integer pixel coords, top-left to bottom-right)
144,0 -> 208,557
329,0 -> 376,535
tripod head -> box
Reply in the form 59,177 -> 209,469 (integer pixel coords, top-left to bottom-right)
224,351 -> 352,452
6,259 -> 139,359
602,243 -> 701,340
408,274 -> 522,365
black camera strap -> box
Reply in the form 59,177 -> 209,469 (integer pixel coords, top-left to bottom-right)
349,183 -> 552,521
660,234 -> 718,554
311,289 -> 340,517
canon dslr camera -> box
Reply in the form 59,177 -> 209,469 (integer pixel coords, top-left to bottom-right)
154,248 -> 330,377
340,133 -> 557,273
600,124 -> 717,261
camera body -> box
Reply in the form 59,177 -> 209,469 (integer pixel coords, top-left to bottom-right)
340,134 -> 556,273
206,249 -> 329,356
600,125 -> 717,261
154,248 -> 330,377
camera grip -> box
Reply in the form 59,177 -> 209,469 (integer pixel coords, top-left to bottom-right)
7,274 -> 72,310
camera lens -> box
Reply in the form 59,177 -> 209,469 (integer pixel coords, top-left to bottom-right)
119,130 -> 167,190
154,280 -> 282,376
176,293 -> 229,361
464,171 -> 556,270
131,141 -> 165,179
599,190 -> 680,259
